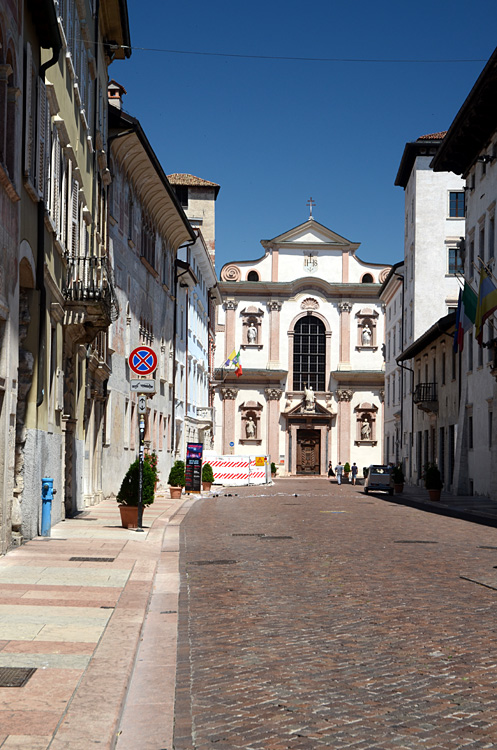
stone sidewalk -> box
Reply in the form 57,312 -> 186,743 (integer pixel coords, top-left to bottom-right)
1,479 -> 497,749
0,491 -> 191,750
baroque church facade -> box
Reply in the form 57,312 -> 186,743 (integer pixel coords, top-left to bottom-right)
213,214 -> 391,476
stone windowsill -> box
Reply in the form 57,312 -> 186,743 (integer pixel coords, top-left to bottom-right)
241,344 -> 263,350
240,438 -> 262,445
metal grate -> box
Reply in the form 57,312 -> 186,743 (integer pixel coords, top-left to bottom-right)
479,546 -> 497,550
232,533 -> 265,537
260,536 -> 293,540
69,557 -> 115,562
0,667 -> 37,687
394,541 -> 438,544
190,560 -> 237,566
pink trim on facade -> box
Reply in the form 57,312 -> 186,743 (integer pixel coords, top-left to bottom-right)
269,303 -> 281,363
267,398 -> 280,466
222,396 -> 237,454
342,250 -> 350,283
339,304 -> 351,366
271,247 -> 279,281
224,304 -> 237,360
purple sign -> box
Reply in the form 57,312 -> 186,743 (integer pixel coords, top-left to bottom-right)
185,443 -> 203,492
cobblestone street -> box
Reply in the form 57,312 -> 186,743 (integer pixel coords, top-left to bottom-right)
173,478 -> 497,750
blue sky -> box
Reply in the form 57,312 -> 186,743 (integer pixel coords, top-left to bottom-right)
114,1 -> 497,274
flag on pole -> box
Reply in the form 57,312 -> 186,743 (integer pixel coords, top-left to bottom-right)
475,267 -> 497,344
233,350 -> 242,377
224,349 -> 236,367
453,282 -> 478,353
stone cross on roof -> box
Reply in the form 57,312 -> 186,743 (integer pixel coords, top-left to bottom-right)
306,196 -> 316,219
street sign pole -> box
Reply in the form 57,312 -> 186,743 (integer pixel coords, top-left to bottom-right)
137,412 -> 145,531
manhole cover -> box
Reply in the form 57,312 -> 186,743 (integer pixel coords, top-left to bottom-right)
190,560 -> 237,566
394,540 -> 438,544
69,557 -> 115,562
232,533 -> 265,537
0,667 -> 37,687
260,536 -> 293,540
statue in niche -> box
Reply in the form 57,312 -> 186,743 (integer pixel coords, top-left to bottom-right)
361,419 -> 371,440
304,384 -> 315,411
247,323 -> 258,344
362,325 -> 372,346
245,416 -> 256,439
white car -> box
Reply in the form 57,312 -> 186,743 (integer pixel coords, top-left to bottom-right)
364,465 -> 394,495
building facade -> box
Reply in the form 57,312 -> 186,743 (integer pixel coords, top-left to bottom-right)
0,0 -> 131,551
214,215 -> 390,475
389,133 -> 465,483
432,45 -> 497,499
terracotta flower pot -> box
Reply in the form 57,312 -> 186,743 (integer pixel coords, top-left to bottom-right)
169,486 -> 182,499
202,481 -> 212,491
428,489 -> 441,501
119,505 -> 139,529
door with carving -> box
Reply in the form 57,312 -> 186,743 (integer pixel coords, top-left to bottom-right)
296,429 -> 320,474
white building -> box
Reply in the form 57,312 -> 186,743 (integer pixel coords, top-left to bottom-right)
432,46 -> 497,499
214,214 -> 391,476
379,261 -> 404,465
168,174 -> 220,458
389,133 -> 465,482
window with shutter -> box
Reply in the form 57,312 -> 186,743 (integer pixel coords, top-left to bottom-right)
37,79 -> 48,199
24,42 -> 35,181
70,178 -> 79,256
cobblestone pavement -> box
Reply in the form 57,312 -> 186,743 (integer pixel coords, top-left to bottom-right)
173,477 -> 497,750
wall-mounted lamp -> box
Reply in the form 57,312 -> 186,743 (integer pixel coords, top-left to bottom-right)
477,154 -> 496,164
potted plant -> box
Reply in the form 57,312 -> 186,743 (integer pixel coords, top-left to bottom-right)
270,462 -> 277,478
391,464 -> 405,494
343,462 -> 351,479
168,460 -> 185,499
423,462 -> 443,501
117,457 -> 155,528
202,462 -> 214,491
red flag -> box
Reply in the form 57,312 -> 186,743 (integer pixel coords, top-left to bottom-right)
235,363 -> 242,377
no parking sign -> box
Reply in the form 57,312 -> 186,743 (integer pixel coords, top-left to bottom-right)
128,347 -> 157,375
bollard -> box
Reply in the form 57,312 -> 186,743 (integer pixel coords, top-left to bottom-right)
41,478 -> 53,537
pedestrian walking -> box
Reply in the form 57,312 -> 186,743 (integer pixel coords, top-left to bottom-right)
351,462 -> 358,485
335,460 -> 344,485
328,461 -> 335,479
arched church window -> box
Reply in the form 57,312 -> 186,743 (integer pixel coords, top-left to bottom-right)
293,315 -> 325,391
361,273 -> 374,283
247,270 -> 259,281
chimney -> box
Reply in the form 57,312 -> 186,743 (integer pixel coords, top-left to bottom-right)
108,80 -> 127,110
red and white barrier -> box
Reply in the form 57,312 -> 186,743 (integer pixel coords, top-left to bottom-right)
204,455 -> 270,486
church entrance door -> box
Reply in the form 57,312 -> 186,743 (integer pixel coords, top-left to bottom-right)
296,429 -> 320,474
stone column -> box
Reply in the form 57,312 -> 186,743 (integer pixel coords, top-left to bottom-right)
265,387 -> 283,467
224,299 -> 237,361
338,301 -> 352,370
271,246 -> 279,281
336,388 -> 353,464
267,299 -> 282,369
342,249 -> 350,283
221,387 -> 238,454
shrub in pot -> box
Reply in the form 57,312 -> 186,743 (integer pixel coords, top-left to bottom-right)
392,464 -> 405,493
343,462 -> 351,477
168,460 -> 185,498
117,458 -> 155,527
270,462 -> 277,476
202,462 -> 214,490
423,462 -> 443,501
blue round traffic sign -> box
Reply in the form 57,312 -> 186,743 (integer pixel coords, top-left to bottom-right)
129,347 -> 157,375
229,441 -> 234,447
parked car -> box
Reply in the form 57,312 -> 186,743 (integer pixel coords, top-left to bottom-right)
363,465 -> 394,495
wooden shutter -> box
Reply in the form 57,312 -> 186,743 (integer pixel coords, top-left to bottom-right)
70,178 -> 79,256
24,42 -> 33,177
37,79 -> 48,198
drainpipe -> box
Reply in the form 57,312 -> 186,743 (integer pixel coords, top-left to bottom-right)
395,273 -> 405,463
36,46 -> 61,407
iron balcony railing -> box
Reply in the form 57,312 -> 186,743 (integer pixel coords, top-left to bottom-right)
64,255 -> 119,321
413,382 -> 438,404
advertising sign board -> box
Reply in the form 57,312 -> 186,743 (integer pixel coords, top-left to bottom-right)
185,442 -> 203,493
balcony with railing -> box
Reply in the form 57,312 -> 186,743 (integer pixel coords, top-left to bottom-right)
413,382 -> 438,412
63,255 -> 119,343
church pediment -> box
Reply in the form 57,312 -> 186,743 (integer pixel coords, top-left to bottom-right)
264,219 -> 359,252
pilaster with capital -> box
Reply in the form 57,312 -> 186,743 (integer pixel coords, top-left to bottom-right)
223,299 -> 238,362
338,301 -> 352,367
267,299 -> 282,368
336,387 -> 352,463
265,387 -> 282,466
221,386 -> 238,453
